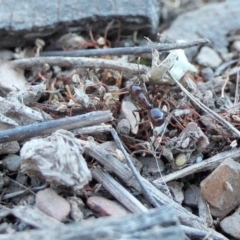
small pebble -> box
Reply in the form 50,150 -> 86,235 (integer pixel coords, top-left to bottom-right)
35,188 -> 70,221
196,46 -> 222,69
220,206 -> 240,239
232,40 -> 240,52
201,67 -> 214,81
0,141 -> 20,155
195,155 -> 203,163
184,185 -> 200,207
2,154 -> 21,171
0,50 -> 14,60
87,196 -> 130,217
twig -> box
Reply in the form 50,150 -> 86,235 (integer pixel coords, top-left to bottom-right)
214,59 -> 238,76
11,56 -> 148,74
0,205 -> 185,240
40,38 -> 210,57
92,166 -> 148,213
83,140 -> 142,192
153,148 -> 240,184
221,69 -> 230,98
110,128 -> 160,207
71,124 -> 112,135
171,75 -> 240,137
0,110 -> 113,143
234,71 -> 240,105
182,225 -> 227,240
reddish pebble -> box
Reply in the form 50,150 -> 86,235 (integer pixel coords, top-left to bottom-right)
87,196 -> 130,217
36,188 -> 70,221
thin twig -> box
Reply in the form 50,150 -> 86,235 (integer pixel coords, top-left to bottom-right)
71,124 -> 112,136
182,225 -> 227,240
40,38 -> 210,57
92,166 -> 148,213
110,128 -> 160,207
221,69 -> 230,98
153,148 -> 240,184
234,71 -> 240,105
0,111 -> 113,143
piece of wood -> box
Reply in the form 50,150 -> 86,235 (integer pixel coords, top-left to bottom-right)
41,38 -> 210,57
92,166 -> 147,213
0,110 -> 113,143
84,141 -> 141,191
0,205 -> 185,240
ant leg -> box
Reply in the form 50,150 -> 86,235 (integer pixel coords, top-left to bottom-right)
104,20 -> 115,47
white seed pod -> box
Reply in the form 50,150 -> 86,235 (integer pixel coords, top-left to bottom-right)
175,153 -> 187,167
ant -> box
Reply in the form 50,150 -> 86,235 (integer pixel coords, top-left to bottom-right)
129,85 -> 165,127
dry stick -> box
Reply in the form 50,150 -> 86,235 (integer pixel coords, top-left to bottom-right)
0,206 -> 185,240
11,38 -> 209,73
182,226 -> 227,240
0,110 -> 113,144
153,148 -> 240,184
40,38 -> 210,57
84,140 -> 142,192
11,57 -> 148,74
71,124 -> 112,136
92,166 -> 148,213
110,128 -> 160,207
171,75 -> 240,137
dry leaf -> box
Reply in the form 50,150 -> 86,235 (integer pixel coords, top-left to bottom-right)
121,96 -> 140,134
20,129 -> 92,190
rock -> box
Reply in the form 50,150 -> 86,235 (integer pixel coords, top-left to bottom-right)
184,185 -> 200,207
232,40 -> 240,52
87,196 -> 130,217
163,0 -> 240,58
138,156 -> 164,180
0,141 -> 20,155
200,158 -> 240,217
0,0 -> 161,48
0,62 -> 27,95
198,195 -> 213,227
67,196 -> 84,222
196,47 -> 222,69
0,49 -> 14,60
201,67 -> 214,82
220,206 -> 240,239
2,154 -> 21,171
168,181 -> 184,204
35,188 -> 70,221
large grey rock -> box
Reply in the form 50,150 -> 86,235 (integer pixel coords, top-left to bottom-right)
0,0 -> 161,48
163,0 -> 240,58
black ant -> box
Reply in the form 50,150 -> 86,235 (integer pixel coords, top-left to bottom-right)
129,85 -> 165,127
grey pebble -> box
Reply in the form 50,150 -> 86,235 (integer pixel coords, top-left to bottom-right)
2,154 -> 22,171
